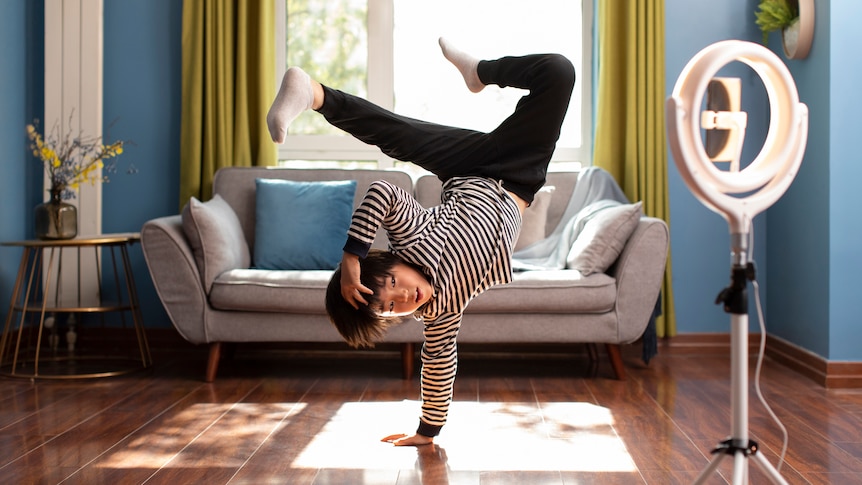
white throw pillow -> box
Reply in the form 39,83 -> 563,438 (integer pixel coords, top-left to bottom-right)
514,186 -> 555,251
566,201 -> 643,275
181,194 -> 251,292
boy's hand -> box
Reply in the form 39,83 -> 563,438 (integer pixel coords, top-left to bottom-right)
341,253 -> 373,309
380,433 -> 434,446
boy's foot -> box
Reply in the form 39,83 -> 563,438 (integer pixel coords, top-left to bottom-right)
438,37 -> 484,93
267,67 -> 314,143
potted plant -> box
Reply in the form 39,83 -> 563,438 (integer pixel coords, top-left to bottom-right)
755,0 -> 814,59
755,0 -> 797,45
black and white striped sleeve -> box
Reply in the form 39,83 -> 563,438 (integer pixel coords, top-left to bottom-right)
343,180 -> 428,258
416,311 -> 462,438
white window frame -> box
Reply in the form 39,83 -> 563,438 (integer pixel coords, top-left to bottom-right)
274,0 -> 592,170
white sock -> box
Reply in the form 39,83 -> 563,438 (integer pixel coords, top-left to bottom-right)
438,37 -> 484,93
267,67 -> 314,143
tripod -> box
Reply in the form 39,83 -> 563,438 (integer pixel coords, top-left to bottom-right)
665,40 -> 808,485
692,252 -> 788,485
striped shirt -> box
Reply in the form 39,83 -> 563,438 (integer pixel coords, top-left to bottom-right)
345,176 -> 522,437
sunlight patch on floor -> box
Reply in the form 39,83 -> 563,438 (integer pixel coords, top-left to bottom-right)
292,400 -> 637,472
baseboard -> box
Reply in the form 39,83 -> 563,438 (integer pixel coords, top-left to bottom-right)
660,333 -> 862,389
764,335 -> 862,389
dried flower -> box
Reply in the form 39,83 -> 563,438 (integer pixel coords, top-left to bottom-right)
26,116 -> 129,200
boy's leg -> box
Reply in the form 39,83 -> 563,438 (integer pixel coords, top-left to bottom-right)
438,38 -> 484,93
439,38 -> 575,201
479,54 -> 576,202
267,42 -> 575,202
319,58 -> 574,197
317,86 -> 497,181
267,65 -> 498,181
267,67 -> 315,143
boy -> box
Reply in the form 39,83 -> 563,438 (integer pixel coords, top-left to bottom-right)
267,38 -> 575,446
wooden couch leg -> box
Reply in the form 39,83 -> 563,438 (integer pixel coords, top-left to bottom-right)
586,343 -> 599,378
401,342 -> 415,380
606,343 -> 627,380
206,342 -> 222,383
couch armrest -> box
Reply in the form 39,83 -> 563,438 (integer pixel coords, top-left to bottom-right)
141,215 -> 211,344
608,216 -> 669,343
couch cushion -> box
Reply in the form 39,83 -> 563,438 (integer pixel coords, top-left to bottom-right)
566,201 -> 643,275
210,269 -> 334,313
465,270 -> 616,314
181,194 -> 251,293
209,268 -> 616,315
253,179 -> 357,270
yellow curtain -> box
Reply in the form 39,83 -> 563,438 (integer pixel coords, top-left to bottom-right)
594,0 -> 676,337
180,0 -> 277,203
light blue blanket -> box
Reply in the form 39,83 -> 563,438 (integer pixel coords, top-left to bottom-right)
513,166 -> 660,364
512,166 -> 630,271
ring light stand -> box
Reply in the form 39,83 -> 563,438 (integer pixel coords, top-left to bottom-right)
666,40 -> 808,485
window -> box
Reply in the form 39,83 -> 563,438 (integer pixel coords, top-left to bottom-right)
275,0 -> 592,174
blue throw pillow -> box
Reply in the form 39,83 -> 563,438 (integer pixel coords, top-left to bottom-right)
254,178 -> 357,270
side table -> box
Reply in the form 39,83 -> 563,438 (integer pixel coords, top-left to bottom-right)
0,233 -> 152,378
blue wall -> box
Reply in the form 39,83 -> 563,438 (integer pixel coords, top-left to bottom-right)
767,0 -> 862,361
825,1 -> 862,360
2,1 -> 860,359
0,0 -> 42,314
102,0 -> 183,327
765,1 -> 832,358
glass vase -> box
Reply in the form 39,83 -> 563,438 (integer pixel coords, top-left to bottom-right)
35,189 -> 77,240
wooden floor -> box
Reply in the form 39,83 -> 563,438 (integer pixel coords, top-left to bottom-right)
3,342 -> 862,485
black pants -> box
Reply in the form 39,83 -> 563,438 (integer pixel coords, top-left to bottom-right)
317,54 -> 575,204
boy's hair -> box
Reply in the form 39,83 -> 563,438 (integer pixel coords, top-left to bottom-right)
325,249 -> 409,348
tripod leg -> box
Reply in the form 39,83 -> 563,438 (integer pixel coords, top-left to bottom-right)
732,451 -> 747,484
751,452 -> 790,485
692,452 -> 726,485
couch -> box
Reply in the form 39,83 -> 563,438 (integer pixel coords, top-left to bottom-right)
141,167 -> 669,382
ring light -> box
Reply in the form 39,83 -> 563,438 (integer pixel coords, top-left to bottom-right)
667,40 -> 808,485
666,40 -> 808,237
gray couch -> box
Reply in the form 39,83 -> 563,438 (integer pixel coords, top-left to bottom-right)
141,167 -> 669,382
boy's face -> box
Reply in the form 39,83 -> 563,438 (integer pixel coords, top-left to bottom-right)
376,262 -> 434,317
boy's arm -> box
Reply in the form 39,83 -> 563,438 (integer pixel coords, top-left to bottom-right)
416,311 -> 462,438
343,180 -> 427,258
341,180 -> 427,309
380,311 -> 461,446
